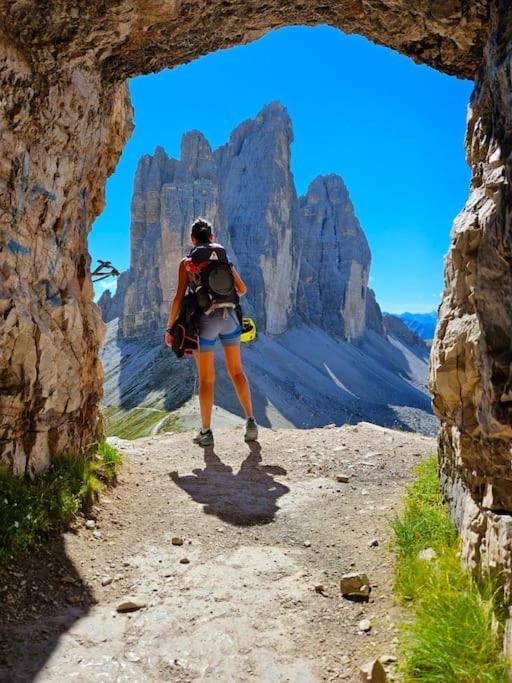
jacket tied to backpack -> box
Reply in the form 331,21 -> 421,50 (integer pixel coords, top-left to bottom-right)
168,242 -> 242,358
169,292 -> 199,358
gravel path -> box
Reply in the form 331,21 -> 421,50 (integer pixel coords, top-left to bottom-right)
0,423 -> 435,682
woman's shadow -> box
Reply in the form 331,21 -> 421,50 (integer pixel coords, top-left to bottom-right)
169,442 -> 289,526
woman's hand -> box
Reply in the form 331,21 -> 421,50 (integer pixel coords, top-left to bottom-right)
165,330 -> 173,347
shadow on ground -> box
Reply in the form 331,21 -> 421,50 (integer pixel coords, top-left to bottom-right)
0,535 -> 94,682
169,442 -> 290,525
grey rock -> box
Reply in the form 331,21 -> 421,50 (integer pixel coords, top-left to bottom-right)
106,103 -> 383,342
418,547 -> 437,561
358,618 -> 372,632
366,288 -> 385,335
215,102 -> 301,335
97,271 -> 130,323
383,314 -> 426,348
298,174 -> 371,339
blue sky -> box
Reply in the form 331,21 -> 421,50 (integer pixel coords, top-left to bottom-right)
90,25 -> 473,314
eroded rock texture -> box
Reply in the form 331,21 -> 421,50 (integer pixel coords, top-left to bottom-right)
2,0 -> 512,619
0,51 -> 133,473
430,1 -> 512,601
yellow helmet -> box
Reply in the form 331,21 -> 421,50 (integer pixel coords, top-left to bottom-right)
241,317 -> 257,343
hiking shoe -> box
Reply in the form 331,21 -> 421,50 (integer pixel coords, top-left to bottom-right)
244,417 -> 258,442
193,428 -> 214,447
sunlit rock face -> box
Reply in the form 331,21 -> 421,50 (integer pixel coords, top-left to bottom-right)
298,175 -> 371,339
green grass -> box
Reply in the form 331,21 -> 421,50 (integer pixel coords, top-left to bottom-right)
392,456 -> 509,682
0,442 -> 122,564
103,405 -> 183,440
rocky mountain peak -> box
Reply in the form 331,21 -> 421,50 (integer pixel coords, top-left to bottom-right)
176,130 -> 216,181
101,102 -> 383,342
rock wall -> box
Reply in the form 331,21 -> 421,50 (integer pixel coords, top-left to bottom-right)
429,1 -> 512,611
112,103 -> 376,340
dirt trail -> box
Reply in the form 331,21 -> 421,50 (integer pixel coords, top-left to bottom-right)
0,423 -> 435,682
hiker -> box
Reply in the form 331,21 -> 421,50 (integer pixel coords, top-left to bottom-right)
165,218 -> 258,446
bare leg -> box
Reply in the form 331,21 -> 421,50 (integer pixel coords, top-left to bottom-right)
194,350 -> 215,429
222,344 -> 253,417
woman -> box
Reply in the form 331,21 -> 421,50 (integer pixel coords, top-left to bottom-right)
165,218 -> 258,447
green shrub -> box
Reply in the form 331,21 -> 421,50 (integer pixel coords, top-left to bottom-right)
392,456 -> 509,682
0,442 -> 122,564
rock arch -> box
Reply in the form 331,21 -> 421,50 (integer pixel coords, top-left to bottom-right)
1,0 -> 511,595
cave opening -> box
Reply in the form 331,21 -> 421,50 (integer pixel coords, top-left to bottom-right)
89,25 -> 471,440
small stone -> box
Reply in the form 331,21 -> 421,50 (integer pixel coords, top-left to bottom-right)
61,575 -> 75,584
85,519 -> 96,529
379,655 -> 397,664
358,618 -> 372,632
314,584 -> 325,594
179,558 -> 190,564
336,474 -> 350,483
369,539 -> 379,548
101,576 -> 113,586
340,572 -> 371,599
418,547 -> 437,561
116,598 -> 147,613
360,659 -> 387,682
92,530 -> 102,540
125,651 -> 141,663
304,540 -> 311,548
323,423 -> 336,429
171,537 -> 184,546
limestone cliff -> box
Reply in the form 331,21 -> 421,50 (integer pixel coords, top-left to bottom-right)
108,103 -> 382,342
297,174 -> 371,340
215,102 -> 300,335
383,314 -> 426,348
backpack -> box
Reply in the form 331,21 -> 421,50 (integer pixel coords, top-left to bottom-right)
186,242 -> 238,312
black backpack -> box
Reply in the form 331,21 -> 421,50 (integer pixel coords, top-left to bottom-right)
188,242 -> 238,311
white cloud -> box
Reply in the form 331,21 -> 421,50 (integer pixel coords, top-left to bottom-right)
93,277 -> 118,302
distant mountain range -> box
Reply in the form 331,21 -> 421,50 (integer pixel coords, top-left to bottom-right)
397,311 -> 438,340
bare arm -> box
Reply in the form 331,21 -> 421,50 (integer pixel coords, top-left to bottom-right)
166,259 -> 189,330
232,267 -> 247,296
